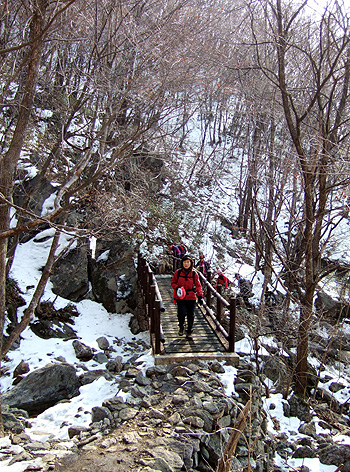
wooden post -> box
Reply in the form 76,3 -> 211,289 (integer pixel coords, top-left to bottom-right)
146,267 -> 152,307
206,271 -> 212,307
229,297 -> 236,352
149,285 -> 156,334
217,285 -> 222,323
142,262 -> 147,300
154,300 -> 161,354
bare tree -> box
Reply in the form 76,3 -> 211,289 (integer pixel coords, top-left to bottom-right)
242,0 -> 350,395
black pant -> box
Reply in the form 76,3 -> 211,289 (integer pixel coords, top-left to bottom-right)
177,300 -> 196,334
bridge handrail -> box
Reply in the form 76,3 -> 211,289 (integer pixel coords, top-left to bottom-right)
138,251 -> 236,354
163,252 -> 236,352
196,266 -> 236,352
137,252 -> 164,354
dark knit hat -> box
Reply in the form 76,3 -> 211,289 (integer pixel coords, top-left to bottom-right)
181,254 -> 194,268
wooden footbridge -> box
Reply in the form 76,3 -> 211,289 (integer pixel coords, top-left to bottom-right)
137,253 -> 239,366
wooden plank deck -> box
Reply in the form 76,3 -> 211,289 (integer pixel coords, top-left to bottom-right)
153,275 -> 239,366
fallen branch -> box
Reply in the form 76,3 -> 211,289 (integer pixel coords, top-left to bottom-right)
216,400 -> 251,472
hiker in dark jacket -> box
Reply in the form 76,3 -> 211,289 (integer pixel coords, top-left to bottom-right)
171,255 -> 203,340
195,254 -> 210,278
167,242 -> 182,258
235,273 -> 253,309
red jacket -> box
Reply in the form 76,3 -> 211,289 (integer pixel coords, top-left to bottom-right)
171,268 -> 203,301
216,274 -> 229,289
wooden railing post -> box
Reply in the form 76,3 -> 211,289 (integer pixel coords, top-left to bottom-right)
154,300 -> 161,354
149,285 -> 156,334
206,271 -> 212,307
229,297 -> 236,352
217,285 -> 222,323
145,267 -> 151,307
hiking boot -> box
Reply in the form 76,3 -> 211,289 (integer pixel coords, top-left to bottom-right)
178,326 -> 184,336
186,332 -> 193,340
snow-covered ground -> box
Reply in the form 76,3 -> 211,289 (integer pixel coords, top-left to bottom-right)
0,224 -> 348,471
2,98 -> 350,472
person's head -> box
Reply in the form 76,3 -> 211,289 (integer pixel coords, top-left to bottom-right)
167,242 -> 173,248
235,273 -> 240,279
182,254 -> 194,270
199,254 -> 204,260
217,269 -> 222,275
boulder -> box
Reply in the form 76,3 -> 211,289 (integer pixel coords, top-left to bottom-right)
318,444 -> 350,472
2,363 -> 81,416
30,319 -> 77,339
315,290 -> 350,321
50,244 -> 89,301
89,238 -> 138,314
72,339 -> 94,361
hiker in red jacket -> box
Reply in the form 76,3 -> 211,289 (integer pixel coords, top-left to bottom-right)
195,253 -> 210,278
215,269 -> 230,290
171,255 -> 203,340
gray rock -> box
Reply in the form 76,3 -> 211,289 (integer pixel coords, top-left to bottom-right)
24,441 -> 50,451
105,356 -> 123,373
145,365 -> 168,377
149,408 -> 166,420
96,336 -> 110,350
13,360 -> 30,378
2,363 -> 80,416
79,369 -> 114,385
102,396 -> 126,411
148,446 -> 184,470
169,366 -> 194,377
30,319 -> 77,340
329,381 -> 345,393
183,416 -> 204,428
208,361 -> 225,373
135,371 -> 151,386
2,411 -> 26,433
8,451 -> 33,465
288,394 -> 312,422
91,406 -> 113,423
72,340 -> 94,361
51,245 -> 89,301
68,425 -> 91,439
92,352 -> 109,363
318,444 -> 350,472
292,445 -> 316,458
298,422 -> 317,439
139,457 -> 174,472
119,407 -> 138,420
172,394 -> 189,405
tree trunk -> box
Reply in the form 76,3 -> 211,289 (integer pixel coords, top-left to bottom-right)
1,225 -> 63,358
0,0 -> 49,438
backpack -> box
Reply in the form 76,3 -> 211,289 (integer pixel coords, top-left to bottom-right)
240,279 -> 253,297
175,267 -> 196,286
246,281 -> 253,297
178,244 -> 187,257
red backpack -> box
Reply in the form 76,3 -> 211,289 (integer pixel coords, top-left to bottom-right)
178,244 -> 187,257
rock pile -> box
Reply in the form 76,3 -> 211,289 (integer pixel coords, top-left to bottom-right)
1,357 -> 272,471
2,336 -> 350,471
